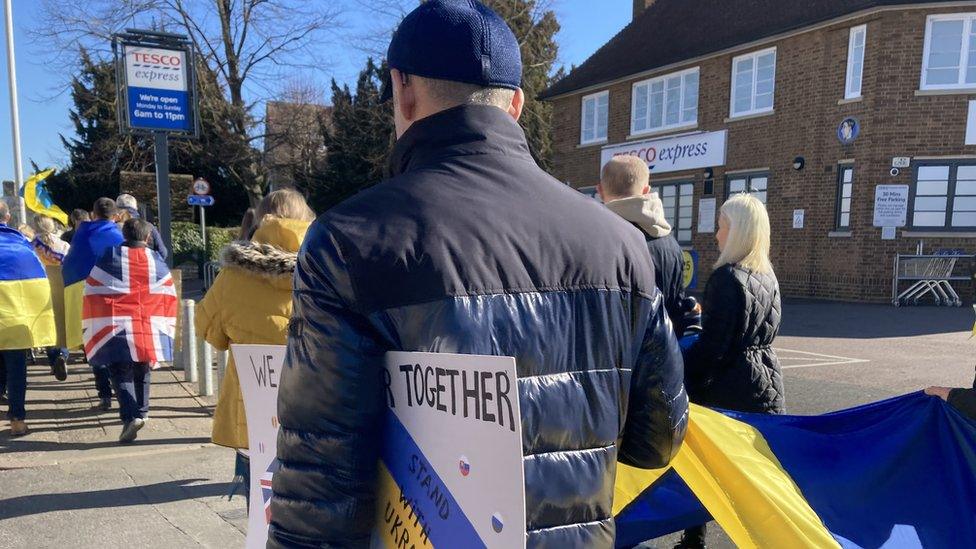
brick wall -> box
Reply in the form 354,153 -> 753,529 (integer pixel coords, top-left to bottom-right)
550,5 -> 976,302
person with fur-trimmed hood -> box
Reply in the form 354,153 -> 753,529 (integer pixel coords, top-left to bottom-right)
195,189 -> 315,507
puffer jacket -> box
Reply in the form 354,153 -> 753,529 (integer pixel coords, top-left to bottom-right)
685,263 -> 784,413
604,194 -> 686,330
270,105 -> 688,548
196,217 -> 310,449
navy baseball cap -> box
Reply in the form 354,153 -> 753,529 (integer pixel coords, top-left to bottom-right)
381,0 -> 522,101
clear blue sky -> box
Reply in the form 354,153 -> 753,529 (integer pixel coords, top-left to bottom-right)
0,0 -> 631,183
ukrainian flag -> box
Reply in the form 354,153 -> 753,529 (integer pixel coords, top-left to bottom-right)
0,225 -> 56,350
613,394 -> 976,548
21,168 -> 67,226
61,220 -> 123,349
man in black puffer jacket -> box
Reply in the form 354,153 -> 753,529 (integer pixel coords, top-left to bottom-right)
270,2 -> 688,547
599,155 -> 686,332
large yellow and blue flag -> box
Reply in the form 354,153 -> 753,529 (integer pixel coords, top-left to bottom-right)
21,168 -> 67,226
61,220 -> 123,349
0,224 -> 56,350
612,394 -> 976,548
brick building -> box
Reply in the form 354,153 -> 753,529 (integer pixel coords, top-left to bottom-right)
542,0 -> 976,302
264,101 -> 332,190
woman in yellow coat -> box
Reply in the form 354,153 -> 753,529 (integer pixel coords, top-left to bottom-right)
195,189 -> 314,506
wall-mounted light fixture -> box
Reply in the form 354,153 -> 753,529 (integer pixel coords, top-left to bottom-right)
703,167 -> 714,180
793,156 -> 805,171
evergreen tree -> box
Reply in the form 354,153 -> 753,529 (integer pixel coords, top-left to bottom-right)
483,0 -> 560,170
47,49 -> 249,225
305,58 -> 394,212
46,50 -> 153,211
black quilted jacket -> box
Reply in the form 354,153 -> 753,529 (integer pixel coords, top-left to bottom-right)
684,264 -> 784,414
269,105 -> 688,548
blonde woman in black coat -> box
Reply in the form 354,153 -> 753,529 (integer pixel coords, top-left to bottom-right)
676,193 -> 783,549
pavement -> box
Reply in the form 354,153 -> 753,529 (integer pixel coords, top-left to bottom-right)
0,299 -> 973,548
0,361 -> 246,549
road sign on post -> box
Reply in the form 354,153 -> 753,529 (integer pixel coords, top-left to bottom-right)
113,29 -> 200,267
187,195 -> 215,207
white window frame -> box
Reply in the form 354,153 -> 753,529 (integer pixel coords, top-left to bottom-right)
630,67 -> 700,136
655,181 -> 695,244
580,90 -> 609,145
845,25 -> 867,99
920,13 -> 976,91
729,47 -> 777,118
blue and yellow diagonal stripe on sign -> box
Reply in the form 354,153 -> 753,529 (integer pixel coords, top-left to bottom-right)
613,393 -> 976,548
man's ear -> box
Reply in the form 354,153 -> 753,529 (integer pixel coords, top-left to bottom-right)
508,88 -> 525,121
596,183 -> 605,203
642,185 -> 651,195
392,69 -> 416,123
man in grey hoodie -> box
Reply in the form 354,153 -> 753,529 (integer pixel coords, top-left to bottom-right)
599,155 -> 686,330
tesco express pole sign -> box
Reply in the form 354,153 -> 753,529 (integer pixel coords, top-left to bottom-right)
124,45 -> 192,132
600,130 -> 728,175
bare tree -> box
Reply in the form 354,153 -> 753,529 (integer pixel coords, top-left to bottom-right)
264,77 -> 331,190
37,0 -> 342,205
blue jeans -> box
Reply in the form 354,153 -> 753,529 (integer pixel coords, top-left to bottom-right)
1,349 -> 28,421
108,362 -> 151,423
92,364 -> 113,400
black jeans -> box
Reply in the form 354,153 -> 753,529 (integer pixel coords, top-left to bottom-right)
0,350 -> 27,420
108,362 -> 151,423
92,363 -> 113,400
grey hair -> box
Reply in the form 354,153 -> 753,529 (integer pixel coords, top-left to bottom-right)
0,200 -> 8,221
417,76 -> 516,110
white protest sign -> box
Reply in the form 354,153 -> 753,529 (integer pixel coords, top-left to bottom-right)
232,344 -> 285,549
873,185 -> 910,227
601,130 -> 727,175
372,352 -> 526,549
698,198 -> 716,233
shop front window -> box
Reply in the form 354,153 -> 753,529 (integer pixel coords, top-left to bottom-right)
654,182 -> 694,244
911,163 -> 976,230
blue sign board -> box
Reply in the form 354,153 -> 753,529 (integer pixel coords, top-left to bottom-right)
187,195 -> 214,207
123,45 -> 194,133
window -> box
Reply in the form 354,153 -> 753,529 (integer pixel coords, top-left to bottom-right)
911,163 -> 976,229
730,47 -> 776,117
581,91 -> 609,144
632,68 -> 699,135
656,182 -> 694,243
726,172 -> 769,204
836,165 -> 854,229
845,25 -> 867,99
921,14 -> 976,90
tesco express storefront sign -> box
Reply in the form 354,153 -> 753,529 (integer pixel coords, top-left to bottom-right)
600,130 -> 728,175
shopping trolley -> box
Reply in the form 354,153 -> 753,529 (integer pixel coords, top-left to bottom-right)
891,250 -> 974,307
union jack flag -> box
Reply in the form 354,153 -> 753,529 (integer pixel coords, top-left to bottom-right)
82,246 -> 177,367
260,459 -> 281,524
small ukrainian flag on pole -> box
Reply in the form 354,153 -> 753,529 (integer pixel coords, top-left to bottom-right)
21,168 -> 67,226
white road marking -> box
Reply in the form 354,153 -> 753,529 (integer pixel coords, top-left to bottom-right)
774,347 -> 869,370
